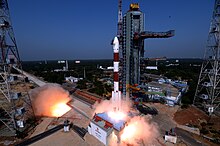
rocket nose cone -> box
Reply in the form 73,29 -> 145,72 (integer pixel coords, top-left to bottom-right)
113,37 -> 119,45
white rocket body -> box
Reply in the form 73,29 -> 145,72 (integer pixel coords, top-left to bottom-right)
112,37 -> 121,111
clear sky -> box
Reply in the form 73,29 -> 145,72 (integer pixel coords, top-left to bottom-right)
9,0 -> 214,61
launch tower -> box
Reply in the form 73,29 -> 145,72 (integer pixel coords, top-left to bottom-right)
121,3 -> 174,96
194,0 -> 220,115
0,0 -> 35,136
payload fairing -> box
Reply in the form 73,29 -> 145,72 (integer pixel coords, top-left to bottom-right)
112,37 -> 121,111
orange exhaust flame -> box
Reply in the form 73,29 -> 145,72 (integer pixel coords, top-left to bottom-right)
120,116 -> 159,145
121,121 -> 138,141
51,103 -> 71,117
93,100 -> 159,145
30,83 -> 72,117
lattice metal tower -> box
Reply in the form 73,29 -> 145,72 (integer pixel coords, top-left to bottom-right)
0,0 -> 35,136
194,0 -> 220,115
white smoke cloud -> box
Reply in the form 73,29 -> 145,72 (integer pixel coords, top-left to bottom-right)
92,98 -> 159,146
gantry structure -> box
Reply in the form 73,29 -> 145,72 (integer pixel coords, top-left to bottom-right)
0,0 -> 35,136
194,0 -> 220,115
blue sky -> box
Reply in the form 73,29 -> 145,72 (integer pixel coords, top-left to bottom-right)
9,0 -> 214,61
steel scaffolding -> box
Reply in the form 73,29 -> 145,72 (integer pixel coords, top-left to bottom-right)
194,0 -> 220,115
0,0 -> 35,136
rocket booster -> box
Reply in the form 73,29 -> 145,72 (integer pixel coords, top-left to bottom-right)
113,37 -> 119,92
112,37 -> 121,111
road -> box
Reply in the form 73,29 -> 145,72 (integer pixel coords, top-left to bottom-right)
67,101 -> 91,120
72,94 -> 94,107
175,128 -> 207,146
13,66 -> 46,87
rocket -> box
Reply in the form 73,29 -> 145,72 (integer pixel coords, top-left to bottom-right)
112,36 -> 121,111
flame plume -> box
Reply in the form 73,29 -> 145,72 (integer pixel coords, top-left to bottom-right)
30,83 -> 71,117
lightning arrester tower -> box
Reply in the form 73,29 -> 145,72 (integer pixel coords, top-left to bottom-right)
0,0 -> 35,136
194,0 -> 220,115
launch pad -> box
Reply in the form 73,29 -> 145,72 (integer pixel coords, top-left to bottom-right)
94,112 -> 126,131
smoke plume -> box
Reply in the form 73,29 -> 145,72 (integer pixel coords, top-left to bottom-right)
30,83 -> 71,117
92,99 -> 131,116
92,98 -> 159,146
120,116 -> 159,146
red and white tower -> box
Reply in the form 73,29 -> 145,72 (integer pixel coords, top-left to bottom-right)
112,37 -> 121,111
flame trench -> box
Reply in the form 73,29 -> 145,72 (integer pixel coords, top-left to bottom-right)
31,83 -> 72,117
51,102 -> 71,117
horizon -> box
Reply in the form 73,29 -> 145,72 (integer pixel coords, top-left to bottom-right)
21,57 -> 204,62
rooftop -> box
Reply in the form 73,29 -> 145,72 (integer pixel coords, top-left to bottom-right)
95,112 -> 126,131
92,114 -> 113,133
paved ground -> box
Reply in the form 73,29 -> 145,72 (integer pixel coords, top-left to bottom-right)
30,129 -> 104,146
30,118 -> 54,137
147,103 -> 218,146
14,67 -> 46,87
146,103 -> 178,134
175,128 -> 207,146
144,103 -> 203,146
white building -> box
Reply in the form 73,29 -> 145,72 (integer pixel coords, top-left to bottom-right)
88,114 -> 114,145
65,76 -> 82,83
147,81 -> 181,106
146,66 -> 158,70
107,66 -> 114,70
